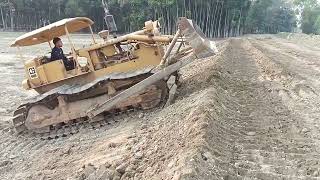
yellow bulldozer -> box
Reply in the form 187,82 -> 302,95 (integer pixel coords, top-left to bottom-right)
11,16 -> 217,138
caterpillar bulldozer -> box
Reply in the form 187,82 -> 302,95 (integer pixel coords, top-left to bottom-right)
11,16 -> 217,138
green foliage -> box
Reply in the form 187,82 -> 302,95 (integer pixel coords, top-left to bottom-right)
314,15 -> 320,34
245,0 -> 296,34
294,0 -> 320,34
0,0 -> 296,37
301,7 -> 320,34
294,0 -> 318,8
65,0 -> 87,17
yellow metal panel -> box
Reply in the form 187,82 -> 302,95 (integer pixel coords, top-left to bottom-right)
42,60 -> 67,83
100,45 -> 116,56
78,49 -> 88,57
94,45 -> 161,77
37,66 -> 48,84
24,59 -> 42,87
26,42 -> 164,92
89,50 -> 102,69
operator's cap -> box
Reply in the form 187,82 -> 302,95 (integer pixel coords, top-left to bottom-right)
53,37 -> 61,45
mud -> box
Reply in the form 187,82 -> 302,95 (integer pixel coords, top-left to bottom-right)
1,34 -> 320,179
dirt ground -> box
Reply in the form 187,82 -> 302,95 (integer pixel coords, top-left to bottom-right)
1,34 -> 320,180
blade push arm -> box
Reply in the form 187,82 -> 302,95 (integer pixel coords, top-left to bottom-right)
87,17 -> 218,119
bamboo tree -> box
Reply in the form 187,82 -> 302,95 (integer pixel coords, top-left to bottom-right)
0,4 -> 6,29
3,0 -> 296,37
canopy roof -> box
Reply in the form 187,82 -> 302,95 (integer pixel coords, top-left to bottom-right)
11,17 -> 94,47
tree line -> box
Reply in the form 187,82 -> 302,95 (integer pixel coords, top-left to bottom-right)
294,0 -> 320,34
0,0 -> 297,38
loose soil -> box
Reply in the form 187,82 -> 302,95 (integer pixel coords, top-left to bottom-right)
1,34 -> 320,180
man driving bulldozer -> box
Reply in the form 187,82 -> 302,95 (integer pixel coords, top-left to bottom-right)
50,37 -> 75,71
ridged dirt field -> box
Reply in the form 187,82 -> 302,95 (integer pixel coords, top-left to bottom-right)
1,35 -> 320,180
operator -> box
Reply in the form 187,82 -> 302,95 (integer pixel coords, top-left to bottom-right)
50,37 -> 75,71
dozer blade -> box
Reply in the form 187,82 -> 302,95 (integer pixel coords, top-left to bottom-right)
179,17 -> 218,58
87,17 -> 218,119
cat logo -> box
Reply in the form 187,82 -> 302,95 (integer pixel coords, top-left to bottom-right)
28,67 -> 38,79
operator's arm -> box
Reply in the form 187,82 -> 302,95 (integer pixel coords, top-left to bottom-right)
51,47 -> 62,61
51,47 -> 68,62
60,48 -> 69,62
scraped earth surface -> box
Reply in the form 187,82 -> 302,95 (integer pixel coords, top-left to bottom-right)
1,33 -> 320,179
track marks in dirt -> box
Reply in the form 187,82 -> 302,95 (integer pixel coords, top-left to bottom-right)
181,38 -> 320,179
1,37 -> 320,179
250,38 -> 320,93
248,37 -> 320,145
0,113 -> 143,180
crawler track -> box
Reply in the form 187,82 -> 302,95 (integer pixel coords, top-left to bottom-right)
12,69 -> 174,139
3,37 -> 320,179
13,106 -> 138,140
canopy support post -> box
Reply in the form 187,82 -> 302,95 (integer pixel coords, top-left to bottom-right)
48,41 -> 52,49
65,25 -> 78,74
64,25 -> 76,51
89,26 -> 96,44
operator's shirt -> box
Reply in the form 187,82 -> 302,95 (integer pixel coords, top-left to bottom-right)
50,47 -> 75,71
50,47 -> 68,62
